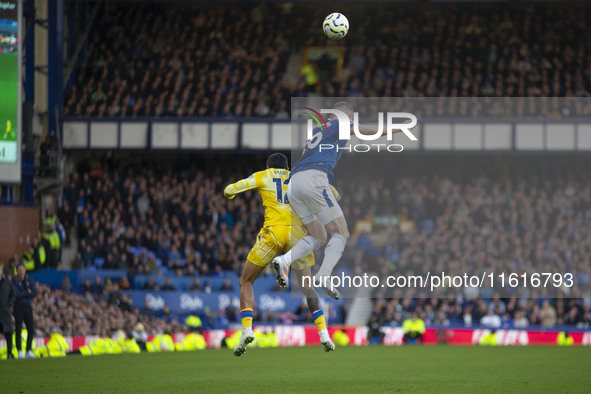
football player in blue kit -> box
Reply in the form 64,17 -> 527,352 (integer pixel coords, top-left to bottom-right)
273,101 -> 413,298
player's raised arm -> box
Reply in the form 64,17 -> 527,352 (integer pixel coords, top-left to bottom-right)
223,173 -> 258,199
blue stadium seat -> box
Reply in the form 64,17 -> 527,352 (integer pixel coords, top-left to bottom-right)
95,257 -> 105,269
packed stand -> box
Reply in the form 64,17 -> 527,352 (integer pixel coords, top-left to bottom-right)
324,3 -> 591,99
31,276 -> 332,336
65,3 -> 300,118
60,155 -> 273,278
55,153 -> 591,330
32,275 -> 242,337
330,154 -> 591,330
65,3 -> 591,118
32,281 -> 180,338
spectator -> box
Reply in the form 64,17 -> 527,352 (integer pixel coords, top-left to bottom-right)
108,283 -> 121,305
201,307 -> 215,330
367,315 -> 385,345
513,311 -> 529,328
71,252 -> 83,270
280,309 -> 298,325
81,277 -> 92,294
189,278 -> 201,291
262,310 -> 278,324
142,278 -> 159,291
462,305 -> 473,327
92,276 -> 103,295
565,307 -> 580,326
225,302 -> 239,323
157,305 -> 175,323
539,300 -> 557,327
119,276 -> 131,290
61,274 -> 72,294
131,323 -> 148,350
403,312 -> 426,344
5,258 -> 18,280
294,301 -> 309,322
480,310 -> 502,329
215,309 -> 230,329
0,267 -> 15,359
12,264 -> 38,358
161,278 -> 176,291
83,245 -> 95,268
141,299 -> 155,319
220,278 -> 234,292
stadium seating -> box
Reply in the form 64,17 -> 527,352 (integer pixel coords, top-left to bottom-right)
52,1 -> 591,334
65,2 -> 591,118
47,154 -> 591,331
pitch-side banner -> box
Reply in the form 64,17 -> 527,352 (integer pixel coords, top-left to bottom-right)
123,290 -> 343,317
3,326 -> 589,352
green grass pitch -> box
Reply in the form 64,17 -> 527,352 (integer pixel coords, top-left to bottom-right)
0,52 -> 18,142
2,346 -> 590,393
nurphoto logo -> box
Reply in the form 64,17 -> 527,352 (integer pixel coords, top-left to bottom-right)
304,108 -> 418,153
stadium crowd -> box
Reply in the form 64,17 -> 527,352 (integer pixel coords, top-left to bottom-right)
51,1 -> 591,334
32,154 -> 585,332
60,155 -> 263,276
333,155 -> 591,330
65,3 -> 298,118
31,276 -> 332,337
31,282 -> 177,338
65,2 -> 591,118
32,276 -> 236,338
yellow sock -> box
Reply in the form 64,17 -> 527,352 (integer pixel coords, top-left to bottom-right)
312,310 -> 327,331
240,308 -> 254,330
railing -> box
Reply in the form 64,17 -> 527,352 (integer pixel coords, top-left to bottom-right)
62,117 -> 591,152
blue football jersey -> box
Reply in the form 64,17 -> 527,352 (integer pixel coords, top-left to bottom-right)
292,118 -> 352,183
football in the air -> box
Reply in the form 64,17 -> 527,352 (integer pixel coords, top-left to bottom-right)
323,13 -> 349,40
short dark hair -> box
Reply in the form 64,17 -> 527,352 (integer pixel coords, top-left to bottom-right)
266,153 -> 289,169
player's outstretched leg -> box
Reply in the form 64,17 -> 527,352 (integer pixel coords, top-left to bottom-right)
295,267 -> 335,353
235,260 -> 265,357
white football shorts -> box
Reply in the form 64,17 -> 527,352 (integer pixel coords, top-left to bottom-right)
289,169 -> 344,225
